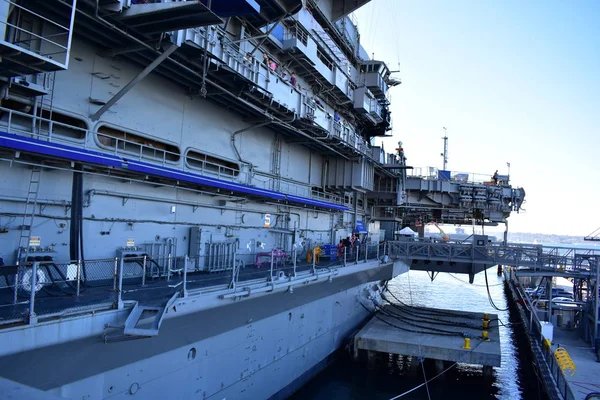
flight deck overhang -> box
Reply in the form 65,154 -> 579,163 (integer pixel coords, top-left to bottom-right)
242,0 -> 303,28
113,1 -> 226,34
0,0 -> 400,181
330,0 -> 372,21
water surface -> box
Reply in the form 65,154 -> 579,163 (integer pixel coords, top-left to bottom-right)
291,269 -> 547,400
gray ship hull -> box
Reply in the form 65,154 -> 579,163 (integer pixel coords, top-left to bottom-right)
0,261 -> 407,399
0,1 -> 523,398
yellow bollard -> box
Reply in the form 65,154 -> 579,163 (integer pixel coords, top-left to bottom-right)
554,348 -> 577,376
462,337 -> 471,350
482,331 -> 490,342
542,338 -> 552,350
483,313 -> 489,321
483,320 -> 489,329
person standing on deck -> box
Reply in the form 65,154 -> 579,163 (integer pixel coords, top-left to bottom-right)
337,240 -> 344,258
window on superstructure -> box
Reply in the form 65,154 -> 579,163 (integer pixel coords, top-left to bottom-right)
316,46 -> 334,71
186,149 -> 240,177
96,126 -> 181,162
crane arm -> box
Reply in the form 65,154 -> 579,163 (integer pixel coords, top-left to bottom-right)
429,222 -> 450,242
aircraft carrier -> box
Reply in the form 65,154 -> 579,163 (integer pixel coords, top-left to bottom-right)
0,0 -> 526,398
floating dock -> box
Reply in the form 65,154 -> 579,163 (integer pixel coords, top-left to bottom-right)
354,305 -> 501,373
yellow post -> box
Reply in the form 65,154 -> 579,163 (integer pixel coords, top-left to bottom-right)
483,313 -> 489,321
482,331 -> 490,341
483,320 -> 489,329
462,337 -> 471,350
553,348 -> 577,376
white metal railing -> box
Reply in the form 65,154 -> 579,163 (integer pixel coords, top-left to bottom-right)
185,151 -> 240,179
0,105 -> 89,146
507,270 -> 578,400
96,131 -> 181,165
0,0 -> 77,68
388,239 -> 600,276
0,105 -> 242,178
0,105 -> 351,206
201,27 -> 371,159
0,243 -> 385,327
409,167 -> 498,184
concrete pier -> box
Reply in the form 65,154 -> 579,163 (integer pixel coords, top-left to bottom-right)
354,305 -> 501,368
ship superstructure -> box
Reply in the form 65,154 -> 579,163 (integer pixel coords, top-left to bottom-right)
0,1 -> 525,399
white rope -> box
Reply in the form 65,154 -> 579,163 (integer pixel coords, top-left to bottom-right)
421,361 -> 432,400
389,360 -> 458,400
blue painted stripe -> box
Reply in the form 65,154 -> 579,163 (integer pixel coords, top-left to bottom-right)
0,131 -> 348,211
0,131 -> 123,167
124,159 -> 286,201
286,194 -> 348,211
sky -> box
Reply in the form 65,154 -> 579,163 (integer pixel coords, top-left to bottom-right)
353,0 -> 600,236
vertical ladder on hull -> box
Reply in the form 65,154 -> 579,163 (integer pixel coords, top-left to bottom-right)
336,212 -> 344,229
36,71 -> 56,138
17,167 -> 42,264
272,135 -> 282,191
234,206 -> 243,226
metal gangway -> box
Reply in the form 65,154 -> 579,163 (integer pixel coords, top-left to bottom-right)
386,238 -> 600,279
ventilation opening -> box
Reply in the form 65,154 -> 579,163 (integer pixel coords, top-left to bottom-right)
0,98 -> 87,141
311,186 -> 335,201
316,46 -> 333,71
37,109 -> 87,140
97,125 -> 180,162
186,149 -> 239,177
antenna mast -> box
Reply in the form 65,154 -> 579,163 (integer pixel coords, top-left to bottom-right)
441,127 -> 448,170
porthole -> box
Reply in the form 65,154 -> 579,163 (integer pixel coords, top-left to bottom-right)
188,347 -> 197,361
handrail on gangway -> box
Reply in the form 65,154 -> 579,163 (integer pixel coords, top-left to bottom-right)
385,239 -> 599,277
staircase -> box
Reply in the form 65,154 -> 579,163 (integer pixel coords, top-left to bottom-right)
312,29 -> 349,69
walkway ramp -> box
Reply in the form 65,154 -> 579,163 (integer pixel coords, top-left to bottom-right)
387,239 -> 599,281
123,303 -> 165,337
122,292 -> 180,338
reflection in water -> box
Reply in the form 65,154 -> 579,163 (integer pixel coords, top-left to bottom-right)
291,270 -> 547,400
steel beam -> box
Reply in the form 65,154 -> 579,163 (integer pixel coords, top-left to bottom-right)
248,15 -> 286,56
90,43 -> 178,121
595,263 -> 599,342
